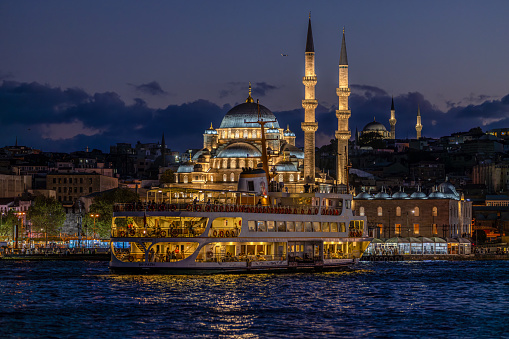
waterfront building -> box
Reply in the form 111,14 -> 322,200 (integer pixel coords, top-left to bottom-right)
353,181 -> 472,239
46,173 -> 118,206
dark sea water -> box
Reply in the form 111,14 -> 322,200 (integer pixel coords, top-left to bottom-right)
1,260 -> 508,338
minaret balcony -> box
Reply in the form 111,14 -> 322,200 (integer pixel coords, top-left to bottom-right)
302,100 -> 318,110
336,88 -> 351,96
301,122 -> 318,132
335,130 -> 351,140
335,110 -> 351,119
302,76 -> 317,86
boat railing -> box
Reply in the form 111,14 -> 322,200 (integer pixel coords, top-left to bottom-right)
113,202 -> 342,216
112,226 -> 207,238
197,253 -> 287,263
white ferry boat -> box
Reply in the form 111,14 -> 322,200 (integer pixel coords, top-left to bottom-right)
109,169 -> 370,274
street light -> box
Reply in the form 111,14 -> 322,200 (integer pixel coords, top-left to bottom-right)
90,214 -> 100,241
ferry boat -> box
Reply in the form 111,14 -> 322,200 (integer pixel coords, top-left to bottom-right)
109,171 -> 370,274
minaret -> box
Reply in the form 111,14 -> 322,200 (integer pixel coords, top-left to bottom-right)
416,104 -> 422,139
335,28 -> 351,186
301,14 -> 318,183
389,97 -> 397,139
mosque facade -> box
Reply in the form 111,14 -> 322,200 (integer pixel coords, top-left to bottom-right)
174,16 -> 346,192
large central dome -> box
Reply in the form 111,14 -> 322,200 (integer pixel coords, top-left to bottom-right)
219,102 -> 280,129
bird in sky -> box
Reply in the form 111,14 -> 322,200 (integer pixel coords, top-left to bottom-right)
281,54 -> 288,57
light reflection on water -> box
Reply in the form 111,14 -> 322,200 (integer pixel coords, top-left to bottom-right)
1,260 -> 508,338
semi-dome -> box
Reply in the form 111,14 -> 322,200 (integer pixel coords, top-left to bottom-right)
363,120 -> 387,132
219,102 -> 280,129
191,148 -> 210,161
216,142 -> 262,158
274,161 -> 298,172
177,162 -> 194,173
438,181 -> 460,199
282,144 -> 304,159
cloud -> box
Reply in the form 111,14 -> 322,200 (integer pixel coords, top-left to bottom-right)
0,71 -> 13,80
129,81 -> 168,96
218,82 -> 279,99
251,82 -> 279,97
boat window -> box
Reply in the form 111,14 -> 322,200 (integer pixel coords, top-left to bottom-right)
339,222 -> 346,232
304,222 -> 312,232
257,221 -> 266,232
277,221 -> 286,232
267,221 -> 275,232
322,222 -> 330,232
313,222 -> 321,232
295,221 -> 303,232
286,221 -> 295,232
248,220 -> 256,232
330,222 -> 338,232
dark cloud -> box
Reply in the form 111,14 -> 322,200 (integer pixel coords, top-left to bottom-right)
251,82 -> 279,97
1,80 -> 508,153
0,71 -> 13,80
129,81 -> 168,96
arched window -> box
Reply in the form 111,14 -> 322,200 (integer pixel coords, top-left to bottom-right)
231,159 -> 236,168
183,175 -> 188,184
279,174 -> 283,182
396,206 -> 401,216
248,160 -> 254,168
223,159 -> 228,168
223,131 -> 227,139
243,130 -> 248,138
289,174 -> 294,182
239,159 -> 245,168
223,174 -> 227,182
210,175 -> 214,183
414,207 -> 420,217
235,130 -> 240,138
359,206 -> 365,216
377,206 -> 383,216
432,207 -> 438,217
230,173 -> 235,181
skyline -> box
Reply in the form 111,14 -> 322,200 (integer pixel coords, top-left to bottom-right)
1,1 -> 509,153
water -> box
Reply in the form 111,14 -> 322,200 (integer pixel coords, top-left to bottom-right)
1,260 -> 508,338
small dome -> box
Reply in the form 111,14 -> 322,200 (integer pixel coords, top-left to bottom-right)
438,181 -> 459,200
219,102 -> 280,129
428,191 -> 446,199
274,161 -> 298,172
284,126 -> 295,137
177,163 -> 194,173
282,144 -> 304,159
410,191 -> 427,199
355,192 -> 373,200
363,120 -> 387,132
392,191 -> 409,199
374,191 -> 391,199
216,142 -> 262,158
192,148 -> 210,161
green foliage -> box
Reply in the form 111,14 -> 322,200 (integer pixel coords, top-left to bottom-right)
27,196 -> 66,237
0,210 -> 21,239
84,188 -> 139,239
160,169 -> 175,184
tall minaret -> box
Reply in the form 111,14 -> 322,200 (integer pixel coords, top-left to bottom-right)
301,14 -> 318,183
416,104 -> 422,139
335,28 -> 351,186
389,97 -> 397,139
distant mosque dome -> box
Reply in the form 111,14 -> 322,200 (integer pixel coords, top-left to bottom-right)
374,191 -> 391,199
216,142 -> 262,158
219,102 -> 280,129
392,191 -> 409,199
355,191 -> 373,200
438,181 -> 460,200
177,163 -> 194,173
282,144 -> 305,159
274,161 -> 298,172
363,120 -> 387,132
428,191 -> 446,199
410,191 -> 427,199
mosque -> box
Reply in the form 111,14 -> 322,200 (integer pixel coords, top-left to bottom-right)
174,15 -> 350,192
357,100 -> 423,141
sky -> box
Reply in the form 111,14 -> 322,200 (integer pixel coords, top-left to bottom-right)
1,1 -> 509,153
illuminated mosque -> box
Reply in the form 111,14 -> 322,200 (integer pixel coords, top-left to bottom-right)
174,16 -> 351,192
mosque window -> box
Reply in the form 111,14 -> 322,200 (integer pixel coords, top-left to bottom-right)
223,174 -> 227,182
223,131 -> 227,139
248,160 -> 254,168
230,173 -> 235,181
231,159 -> 236,168
414,207 -> 420,217
359,206 -> 365,216
243,130 -> 248,138
396,207 -> 401,216
210,176 -> 213,183
239,159 -> 245,168
228,130 -> 232,138
289,174 -> 294,182
279,174 -> 283,182
235,130 -> 240,138
223,159 -> 228,168
432,207 -> 438,217
248,131 -> 252,138
377,206 -> 382,216
183,175 -> 188,184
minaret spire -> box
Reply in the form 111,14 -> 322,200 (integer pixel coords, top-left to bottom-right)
335,27 -> 351,187
416,104 -> 422,139
301,14 -> 319,183
389,96 -> 397,139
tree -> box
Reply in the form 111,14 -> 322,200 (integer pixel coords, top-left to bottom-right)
83,188 -> 139,239
472,230 -> 487,245
0,210 -> 21,240
27,196 -> 66,246
160,169 -> 175,184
